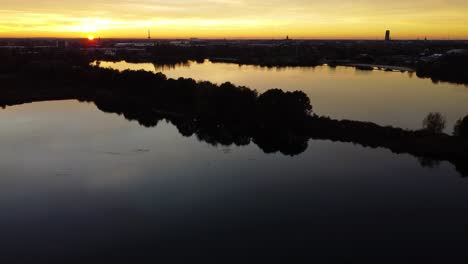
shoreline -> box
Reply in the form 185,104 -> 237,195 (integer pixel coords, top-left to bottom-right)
339,63 -> 415,72
95,57 -> 420,74
2,68 -> 467,177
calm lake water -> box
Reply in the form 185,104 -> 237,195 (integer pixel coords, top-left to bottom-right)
95,60 -> 468,133
1,100 -> 467,262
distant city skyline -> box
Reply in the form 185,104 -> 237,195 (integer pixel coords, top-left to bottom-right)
1,0 -> 467,39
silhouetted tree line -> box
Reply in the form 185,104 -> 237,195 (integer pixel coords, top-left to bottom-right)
417,52 -> 468,85
318,40 -> 467,62
0,54 -> 313,131
77,67 -> 312,125
141,40 -> 468,68
1,56 -> 467,176
143,43 -> 322,67
0,49 -> 90,89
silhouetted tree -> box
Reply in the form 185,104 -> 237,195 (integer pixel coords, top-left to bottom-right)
454,115 -> 468,138
422,112 -> 446,134
257,89 -> 312,122
417,52 -> 468,85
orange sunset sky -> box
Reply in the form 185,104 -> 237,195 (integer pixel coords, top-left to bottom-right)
0,0 -> 467,39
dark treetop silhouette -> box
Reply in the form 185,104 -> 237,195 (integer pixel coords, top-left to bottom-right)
1,52 -> 467,176
454,116 -> 468,138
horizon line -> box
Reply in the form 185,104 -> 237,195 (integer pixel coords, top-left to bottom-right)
1,37 -> 467,41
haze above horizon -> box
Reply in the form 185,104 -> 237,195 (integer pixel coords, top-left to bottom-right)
1,0 -> 467,39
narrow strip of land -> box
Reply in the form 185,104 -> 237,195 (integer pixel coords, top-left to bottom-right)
343,63 -> 415,72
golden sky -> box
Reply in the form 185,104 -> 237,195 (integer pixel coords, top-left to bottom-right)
0,0 -> 467,39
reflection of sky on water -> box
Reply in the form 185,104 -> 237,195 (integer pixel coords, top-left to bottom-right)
0,99 -> 464,197
1,100 -> 468,261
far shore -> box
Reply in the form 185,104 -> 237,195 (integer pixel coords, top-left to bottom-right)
209,58 -> 416,72
340,63 -> 415,72
207,57 -> 417,72
95,57 -> 417,73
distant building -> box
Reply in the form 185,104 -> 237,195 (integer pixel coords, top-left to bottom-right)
385,30 -> 391,41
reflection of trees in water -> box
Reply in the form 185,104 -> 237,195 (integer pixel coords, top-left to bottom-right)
3,91 -> 467,177
418,157 -> 441,168
92,99 -> 468,177
152,60 -> 191,72
94,100 -> 309,156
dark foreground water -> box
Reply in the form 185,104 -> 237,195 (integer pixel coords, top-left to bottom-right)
1,100 -> 467,263
95,60 -> 468,133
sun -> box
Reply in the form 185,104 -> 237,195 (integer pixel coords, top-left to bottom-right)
87,35 -> 95,41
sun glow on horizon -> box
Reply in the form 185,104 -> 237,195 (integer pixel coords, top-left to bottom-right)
87,35 -> 95,40
0,0 -> 468,39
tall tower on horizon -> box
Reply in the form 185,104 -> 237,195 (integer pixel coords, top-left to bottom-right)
385,30 -> 391,41
148,30 -> 151,40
